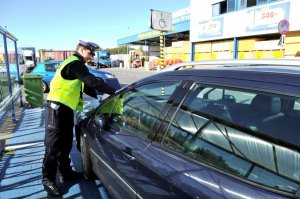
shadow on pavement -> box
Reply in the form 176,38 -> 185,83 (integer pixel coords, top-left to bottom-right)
0,108 -> 109,199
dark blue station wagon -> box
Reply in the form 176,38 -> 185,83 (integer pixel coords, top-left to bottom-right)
75,61 -> 300,199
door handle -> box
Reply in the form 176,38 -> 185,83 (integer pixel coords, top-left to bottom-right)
122,147 -> 135,161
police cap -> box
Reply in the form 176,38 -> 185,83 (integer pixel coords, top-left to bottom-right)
79,39 -> 100,55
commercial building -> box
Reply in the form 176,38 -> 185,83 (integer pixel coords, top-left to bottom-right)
117,0 -> 300,65
117,7 -> 190,66
191,0 -> 300,60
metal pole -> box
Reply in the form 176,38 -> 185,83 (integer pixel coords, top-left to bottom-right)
281,35 -> 286,58
160,31 -> 164,69
191,42 -> 195,61
3,34 -> 16,122
233,37 -> 238,59
14,41 -> 23,107
13,41 -> 21,83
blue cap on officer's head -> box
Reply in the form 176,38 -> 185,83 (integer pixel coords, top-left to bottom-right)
78,39 -> 100,55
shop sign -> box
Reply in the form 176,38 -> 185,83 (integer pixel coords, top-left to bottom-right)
246,1 -> 290,33
150,9 -> 172,32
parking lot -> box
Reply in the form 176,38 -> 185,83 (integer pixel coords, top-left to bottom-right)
1,107 -> 110,199
3,63 -> 300,198
0,67 -> 155,198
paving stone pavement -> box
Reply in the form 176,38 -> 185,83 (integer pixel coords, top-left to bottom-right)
0,107 -> 109,199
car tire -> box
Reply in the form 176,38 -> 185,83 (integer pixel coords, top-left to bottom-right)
42,81 -> 49,93
80,133 -> 94,180
26,103 -> 32,109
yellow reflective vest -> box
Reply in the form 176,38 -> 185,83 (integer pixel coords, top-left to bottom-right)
47,55 -> 84,110
100,94 -> 124,115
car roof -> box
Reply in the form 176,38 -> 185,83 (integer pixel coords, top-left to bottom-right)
147,64 -> 300,96
42,60 -> 63,64
161,59 -> 300,72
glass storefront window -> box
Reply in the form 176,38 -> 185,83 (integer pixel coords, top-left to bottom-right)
227,0 -> 236,12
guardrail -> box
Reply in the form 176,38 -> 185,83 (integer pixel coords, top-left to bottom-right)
0,27 -> 22,125
0,85 -> 22,122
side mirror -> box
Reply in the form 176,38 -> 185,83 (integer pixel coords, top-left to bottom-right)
97,93 -> 109,103
97,94 -> 104,103
94,114 -> 106,130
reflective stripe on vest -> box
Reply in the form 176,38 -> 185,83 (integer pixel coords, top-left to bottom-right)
47,55 -> 84,110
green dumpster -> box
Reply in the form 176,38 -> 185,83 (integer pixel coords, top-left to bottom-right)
22,74 -> 44,108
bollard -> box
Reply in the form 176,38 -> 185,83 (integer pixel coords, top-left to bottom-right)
145,62 -> 149,71
120,62 -> 123,68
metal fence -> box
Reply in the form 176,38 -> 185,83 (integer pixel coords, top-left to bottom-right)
0,26 -> 23,125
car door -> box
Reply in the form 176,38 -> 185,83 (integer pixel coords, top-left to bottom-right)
150,82 -> 298,199
87,81 -> 182,199
43,62 -> 59,83
132,81 -> 195,199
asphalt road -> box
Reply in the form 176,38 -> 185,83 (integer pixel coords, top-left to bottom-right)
82,67 -> 157,111
101,67 -> 157,86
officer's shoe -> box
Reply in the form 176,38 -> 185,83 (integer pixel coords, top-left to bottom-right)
44,182 -> 62,197
59,170 -> 83,183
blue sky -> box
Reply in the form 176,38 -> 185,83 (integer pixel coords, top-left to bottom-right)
0,0 -> 189,50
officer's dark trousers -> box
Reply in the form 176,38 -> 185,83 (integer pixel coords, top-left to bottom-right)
42,101 -> 74,184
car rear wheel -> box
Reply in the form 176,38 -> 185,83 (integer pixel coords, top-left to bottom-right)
80,133 -> 94,180
42,81 -> 49,93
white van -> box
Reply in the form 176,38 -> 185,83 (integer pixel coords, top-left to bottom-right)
21,47 -> 37,72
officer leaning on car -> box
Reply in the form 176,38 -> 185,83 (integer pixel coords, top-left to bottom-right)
42,39 -> 116,197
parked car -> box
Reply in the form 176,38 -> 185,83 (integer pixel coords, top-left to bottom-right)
0,63 -> 19,81
0,63 -> 26,82
75,60 -> 300,199
30,60 -> 121,93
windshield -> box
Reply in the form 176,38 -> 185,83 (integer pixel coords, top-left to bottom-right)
25,56 -> 33,61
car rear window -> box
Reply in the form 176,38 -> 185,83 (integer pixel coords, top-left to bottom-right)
45,63 -> 61,72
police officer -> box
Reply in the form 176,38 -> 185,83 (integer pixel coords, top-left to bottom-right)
42,39 -> 116,197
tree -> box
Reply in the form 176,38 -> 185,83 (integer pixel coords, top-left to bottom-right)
104,45 -> 134,55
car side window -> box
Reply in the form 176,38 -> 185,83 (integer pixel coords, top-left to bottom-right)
97,81 -> 180,138
161,83 -> 300,194
45,63 -> 56,72
198,87 -> 255,104
54,63 -> 61,70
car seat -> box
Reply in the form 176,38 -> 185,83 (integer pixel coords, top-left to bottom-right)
241,94 -> 284,131
200,102 -> 232,122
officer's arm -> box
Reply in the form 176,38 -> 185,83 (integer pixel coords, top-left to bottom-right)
83,85 -> 97,98
69,63 -> 116,95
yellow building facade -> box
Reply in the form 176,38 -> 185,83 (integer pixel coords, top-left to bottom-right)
187,0 -> 300,61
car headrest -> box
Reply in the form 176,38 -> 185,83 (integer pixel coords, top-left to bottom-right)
201,103 -> 232,122
251,95 -> 281,115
